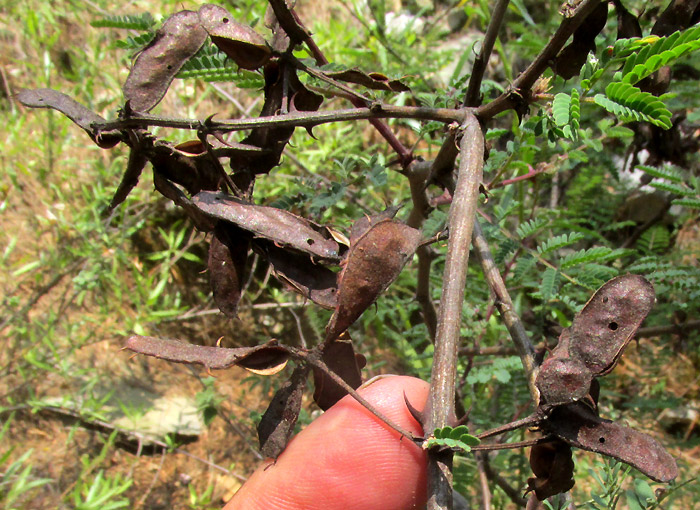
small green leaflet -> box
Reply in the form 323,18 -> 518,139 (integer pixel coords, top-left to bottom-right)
621,26 -> 700,85
91,12 -> 156,30
551,89 -> 580,141
594,82 -> 672,129
423,425 -> 480,453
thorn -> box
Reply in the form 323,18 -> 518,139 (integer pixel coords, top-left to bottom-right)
216,336 -> 224,348
403,391 -> 424,427
206,366 -> 215,378
128,353 -> 139,361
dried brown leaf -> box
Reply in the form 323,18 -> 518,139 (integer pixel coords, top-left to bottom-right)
199,4 -> 271,70
123,10 -> 208,112
192,191 -> 342,262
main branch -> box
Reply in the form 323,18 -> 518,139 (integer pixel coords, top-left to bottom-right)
424,113 -> 484,510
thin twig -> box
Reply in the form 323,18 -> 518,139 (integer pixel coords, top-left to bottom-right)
406,159 -> 439,343
289,347 -> 420,442
425,113 -> 485,510
471,221 -> 539,403
96,105 -> 466,133
636,319 -> 700,337
465,0 -> 511,107
476,452 -> 492,510
482,453 -> 528,507
476,0 -> 603,121
135,447 -> 167,509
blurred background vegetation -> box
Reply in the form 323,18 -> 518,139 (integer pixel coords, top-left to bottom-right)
0,0 -> 698,508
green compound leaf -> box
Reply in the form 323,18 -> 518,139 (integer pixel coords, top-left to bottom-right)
552,90 -> 580,141
177,45 -> 264,85
423,426 -> 481,453
91,13 -> 156,30
537,232 -> 585,255
594,82 -> 672,129
621,26 -> 700,85
560,246 -> 613,269
516,217 -> 548,239
649,181 -> 695,196
541,267 -> 561,302
635,164 -> 684,183
672,197 -> 700,208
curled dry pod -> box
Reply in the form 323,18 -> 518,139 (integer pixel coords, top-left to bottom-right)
208,223 -> 251,318
257,364 -> 309,458
123,10 -> 208,112
199,4 -> 271,70
312,333 -> 366,411
125,336 -> 290,374
553,38 -> 596,79
613,0 -> 642,39
527,440 -> 575,500
572,1 -> 609,43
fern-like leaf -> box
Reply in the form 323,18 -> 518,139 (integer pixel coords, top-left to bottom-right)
540,267 -> 561,302
621,26 -> 700,85
635,164 -> 684,183
91,13 -> 156,30
649,181 -> 695,196
672,197 -> 700,208
537,232 -> 584,255
552,89 -> 580,140
560,246 -> 612,268
594,82 -> 672,129
516,218 -> 548,239
178,46 -> 264,86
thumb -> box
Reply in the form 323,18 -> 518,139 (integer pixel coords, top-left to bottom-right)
225,375 -> 429,510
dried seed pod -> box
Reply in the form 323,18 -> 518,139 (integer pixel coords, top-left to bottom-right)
568,274 -> 655,376
125,336 -> 289,374
527,440 -> 575,500
123,10 -> 208,112
613,0 -> 642,39
312,334 -> 366,411
16,88 -> 121,148
325,219 -> 421,341
258,364 -> 309,458
546,403 -> 678,483
208,224 -> 251,317
199,4 -> 271,70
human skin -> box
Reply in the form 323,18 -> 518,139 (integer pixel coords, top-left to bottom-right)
224,375 -> 430,510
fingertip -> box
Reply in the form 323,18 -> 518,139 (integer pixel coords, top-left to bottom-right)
226,376 -> 429,510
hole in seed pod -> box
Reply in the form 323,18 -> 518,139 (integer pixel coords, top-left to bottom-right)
222,17 -> 229,23
608,322 -> 618,331
307,239 -> 315,245
599,437 -> 605,444
602,296 -> 608,303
